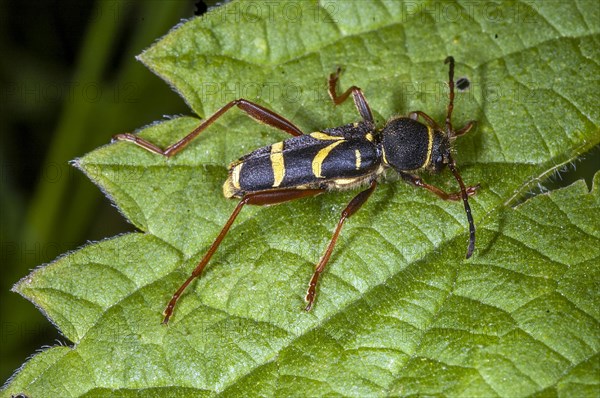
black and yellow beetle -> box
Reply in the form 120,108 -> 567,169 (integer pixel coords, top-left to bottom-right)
114,56 -> 479,323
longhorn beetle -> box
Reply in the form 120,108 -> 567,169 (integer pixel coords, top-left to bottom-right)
114,56 -> 479,324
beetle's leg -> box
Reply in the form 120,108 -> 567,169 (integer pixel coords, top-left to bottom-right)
162,188 -> 325,324
453,120 -> 476,137
409,113 -> 476,138
398,172 -> 479,201
305,180 -> 377,311
328,68 -> 374,125
114,99 -> 305,157
400,170 -> 476,258
408,111 -> 443,131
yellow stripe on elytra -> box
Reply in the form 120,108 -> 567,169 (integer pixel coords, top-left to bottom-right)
310,132 -> 344,141
355,149 -> 361,170
423,126 -> 434,168
270,142 -> 285,187
232,162 -> 243,189
312,140 -> 345,178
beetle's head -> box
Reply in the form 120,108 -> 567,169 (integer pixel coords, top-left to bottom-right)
428,129 -> 452,173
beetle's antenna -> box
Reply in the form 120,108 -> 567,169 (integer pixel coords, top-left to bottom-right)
445,56 -> 474,257
447,154 -> 475,258
444,56 -> 455,136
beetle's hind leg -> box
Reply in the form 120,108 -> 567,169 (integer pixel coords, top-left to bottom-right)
114,99 -> 305,157
328,68 -> 374,125
162,187 -> 325,324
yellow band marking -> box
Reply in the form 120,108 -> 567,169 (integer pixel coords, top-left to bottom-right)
382,146 -> 388,165
423,126 -> 434,168
310,132 -> 344,141
232,162 -> 243,189
223,179 -> 236,198
355,149 -> 361,170
365,132 -> 374,142
312,140 -> 345,178
270,142 -> 285,187
333,177 -> 361,186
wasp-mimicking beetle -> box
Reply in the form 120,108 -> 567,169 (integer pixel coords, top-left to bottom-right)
114,56 -> 479,323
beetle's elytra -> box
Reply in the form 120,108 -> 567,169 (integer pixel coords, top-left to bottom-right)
113,56 -> 479,323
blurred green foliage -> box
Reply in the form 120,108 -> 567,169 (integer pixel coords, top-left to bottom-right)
0,0 -> 223,383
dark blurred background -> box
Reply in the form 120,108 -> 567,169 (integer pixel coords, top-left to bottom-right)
1,0 -> 598,386
0,0 -> 222,384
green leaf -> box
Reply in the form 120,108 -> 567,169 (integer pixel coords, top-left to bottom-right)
4,0 -> 599,397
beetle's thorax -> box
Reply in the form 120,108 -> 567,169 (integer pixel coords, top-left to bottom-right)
379,117 -> 450,173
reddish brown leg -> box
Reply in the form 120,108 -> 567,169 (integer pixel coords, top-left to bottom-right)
328,68 -> 374,124
400,169 -> 477,258
114,99 -> 305,157
408,111 -> 442,131
162,188 -> 325,324
399,172 -> 479,201
454,120 -> 476,137
305,180 -> 378,311
410,112 -> 475,139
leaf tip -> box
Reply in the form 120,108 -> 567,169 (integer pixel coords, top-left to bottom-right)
69,157 -> 83,170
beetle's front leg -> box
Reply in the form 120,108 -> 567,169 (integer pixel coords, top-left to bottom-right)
409,111 -> 476,138
399,172 -> 479,201
453,120 -> 477,137
408,111 -> 442,131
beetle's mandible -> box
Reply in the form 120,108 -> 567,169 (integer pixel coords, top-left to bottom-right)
113,56 -> 479,323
